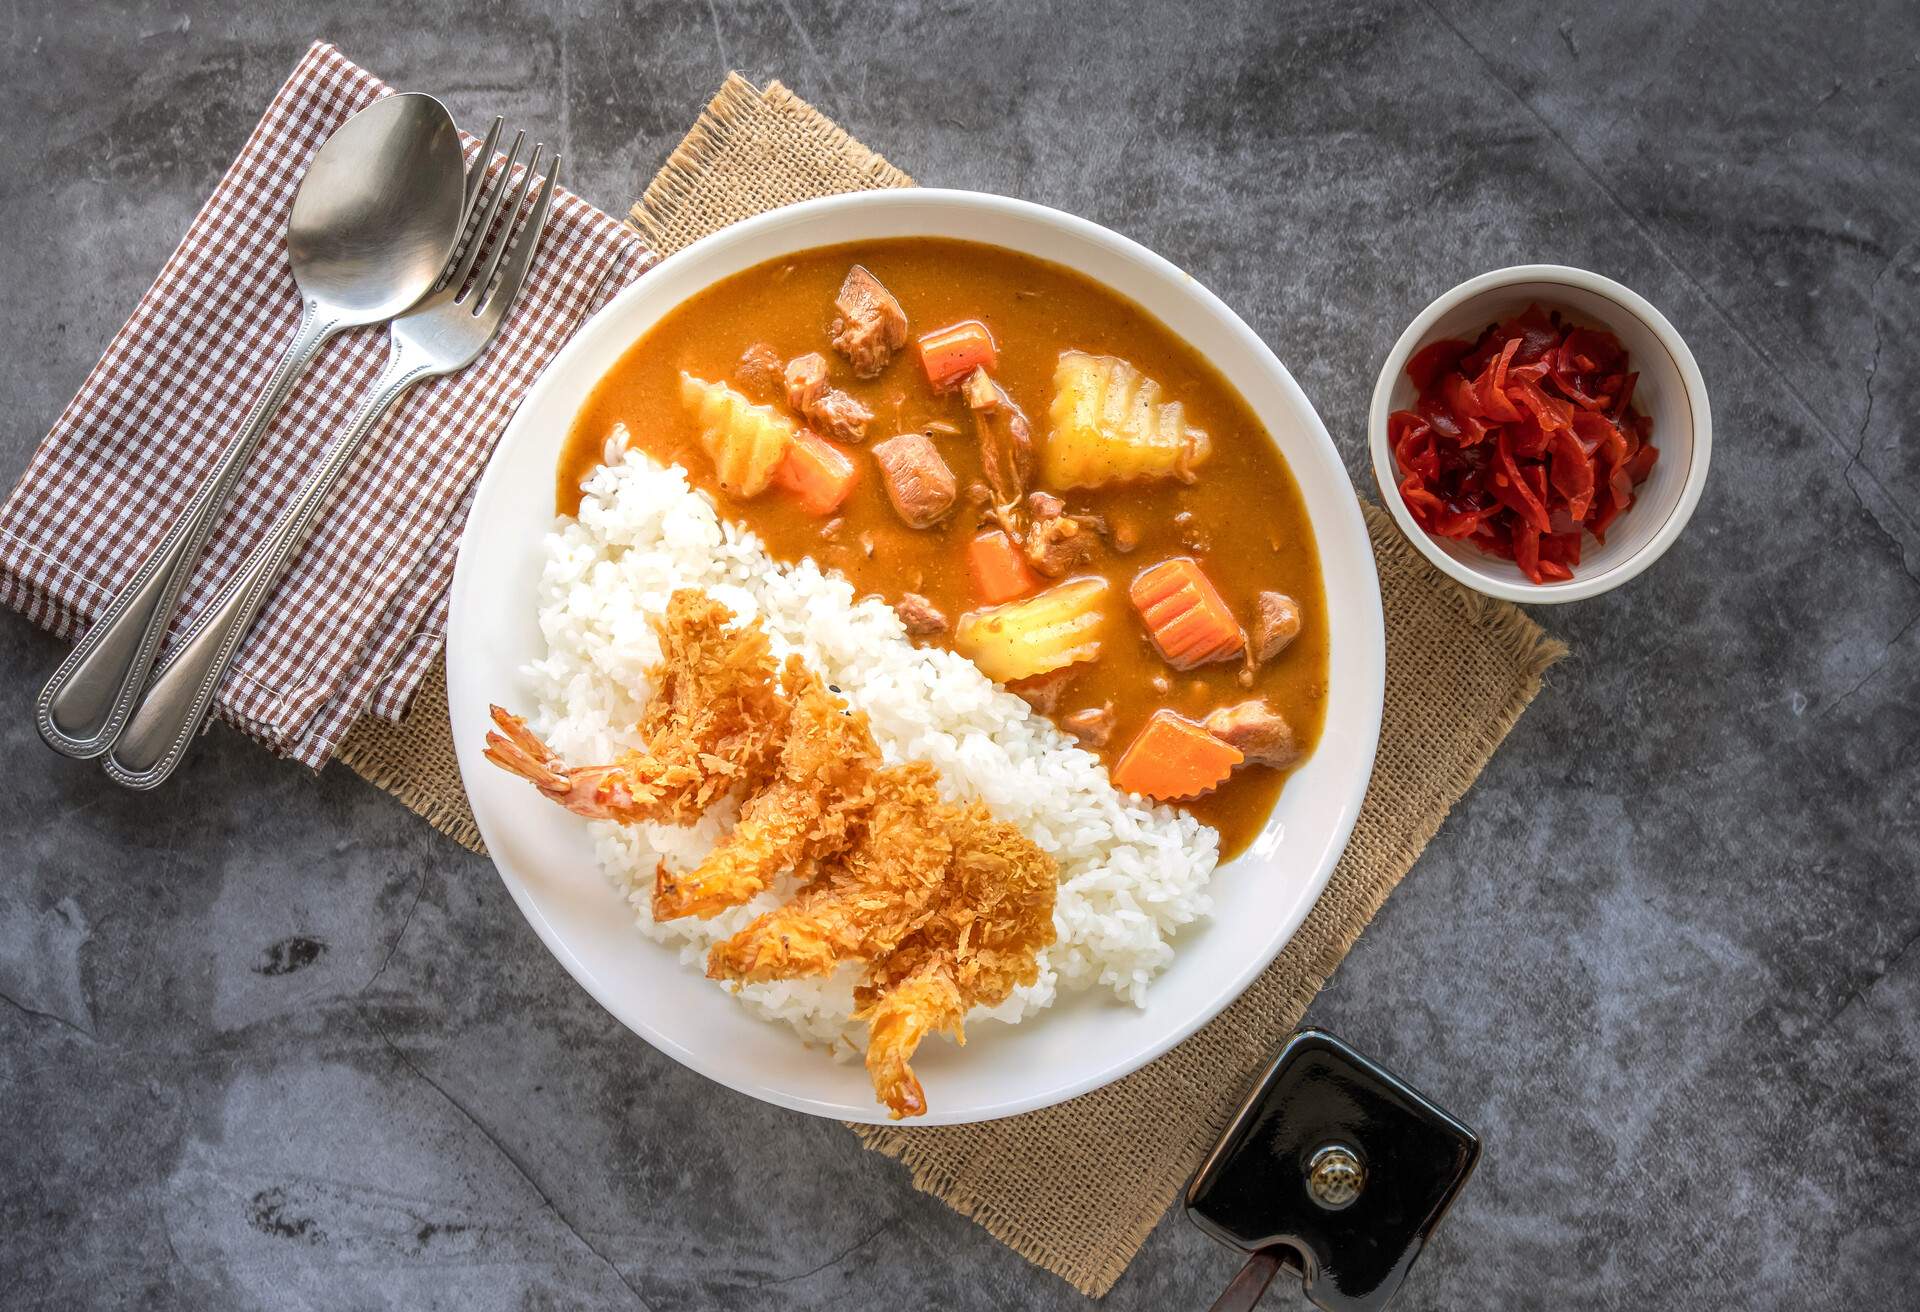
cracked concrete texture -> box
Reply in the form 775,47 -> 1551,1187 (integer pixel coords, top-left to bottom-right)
2,1 -> 1915,1308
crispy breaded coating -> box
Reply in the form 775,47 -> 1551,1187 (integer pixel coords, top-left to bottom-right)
705,763 -> 953,981
859,964 -> 967,1121
624,590 -> 792,824
652,659 -> 882,920
484,590 -> 789,825
854,804 -> 1059,1118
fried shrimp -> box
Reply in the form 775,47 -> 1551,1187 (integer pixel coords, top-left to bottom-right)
705,763 -> 953,982
652,659 -> 883,919
854,805 -> 1059,1118
485,589 -> 789,825
859,965 -> 968,1120
621,589 -> 791,824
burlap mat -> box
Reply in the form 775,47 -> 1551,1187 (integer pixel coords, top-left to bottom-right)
337,74 -> 1566,1297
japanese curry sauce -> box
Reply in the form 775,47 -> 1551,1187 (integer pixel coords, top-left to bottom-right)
560,239 -> 1329,861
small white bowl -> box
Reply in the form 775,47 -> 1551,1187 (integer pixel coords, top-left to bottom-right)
1368,265 -> 1710,604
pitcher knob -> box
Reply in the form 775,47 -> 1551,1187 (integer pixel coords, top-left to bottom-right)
1305,1144 -> 1366,1210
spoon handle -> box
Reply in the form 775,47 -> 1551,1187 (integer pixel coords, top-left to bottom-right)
33,301 -> 345,759
102,349 -> 434,788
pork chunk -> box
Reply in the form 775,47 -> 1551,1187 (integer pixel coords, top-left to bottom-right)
784,351 -> 828,408
962,368 -> 1036,513
1253,591 -> 1302,662
1009,668 -> 1074,715
1060,704 -> 1115,748
871,432 -> 957,528
830,265 -> 908,378
1027,490 -> 1065,519
810,389 -> 874,443
1021,490 -> 1097,576
1024,511 -> 1091,578
894,593 -> 949,637
734,343 -> 785,401
784,351 -> 874,442
1202,700 -> 1300,769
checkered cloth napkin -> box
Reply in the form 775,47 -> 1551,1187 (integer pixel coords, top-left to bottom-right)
0,42 -> 652,766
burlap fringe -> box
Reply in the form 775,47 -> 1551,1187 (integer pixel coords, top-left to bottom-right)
338,727 -> 484,852
853,1132 -> 1117,1292
336,660 -> 486,854
627,73 -> 913,249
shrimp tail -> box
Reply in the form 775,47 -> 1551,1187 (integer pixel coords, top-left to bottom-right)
483,706 -> 569,791
483,705 -> 659,822
858,964 -> 967,1120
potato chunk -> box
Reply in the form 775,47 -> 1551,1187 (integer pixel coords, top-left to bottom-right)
954,577 -> 1109,684
679,373 -> 796,498
1045,351 -> 1211,489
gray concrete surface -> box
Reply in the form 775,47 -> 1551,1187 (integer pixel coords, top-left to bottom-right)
3,2 -> 1916,1308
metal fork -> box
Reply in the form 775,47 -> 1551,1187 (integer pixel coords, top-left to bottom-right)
102,130 -> 560,789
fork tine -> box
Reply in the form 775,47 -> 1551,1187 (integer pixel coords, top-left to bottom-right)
477,154 -> 560,322
444,129 -> 525,294
459,116 -> 504,233
471,144 -> 544,306
440,127 -> 508,294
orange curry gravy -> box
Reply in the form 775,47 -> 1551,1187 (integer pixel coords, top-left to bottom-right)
560,238 -> 1328,860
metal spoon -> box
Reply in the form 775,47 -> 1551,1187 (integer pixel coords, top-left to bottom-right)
105,140 -> 560,789
34,92 -> 468,759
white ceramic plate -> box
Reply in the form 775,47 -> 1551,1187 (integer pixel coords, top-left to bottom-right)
446,190 -> 1385,1125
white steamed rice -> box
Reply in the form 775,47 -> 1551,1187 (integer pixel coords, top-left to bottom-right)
525,447 -> 1219,1053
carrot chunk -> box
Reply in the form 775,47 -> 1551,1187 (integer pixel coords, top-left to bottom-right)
967,529 -> 1041,605
773,429 -> 858,515
1110,709 -> 1243,801
916,320 -> 998,392
1128,557 -> 1245,670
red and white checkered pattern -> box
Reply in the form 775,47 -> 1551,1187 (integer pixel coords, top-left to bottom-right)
0,42 -> 652,766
